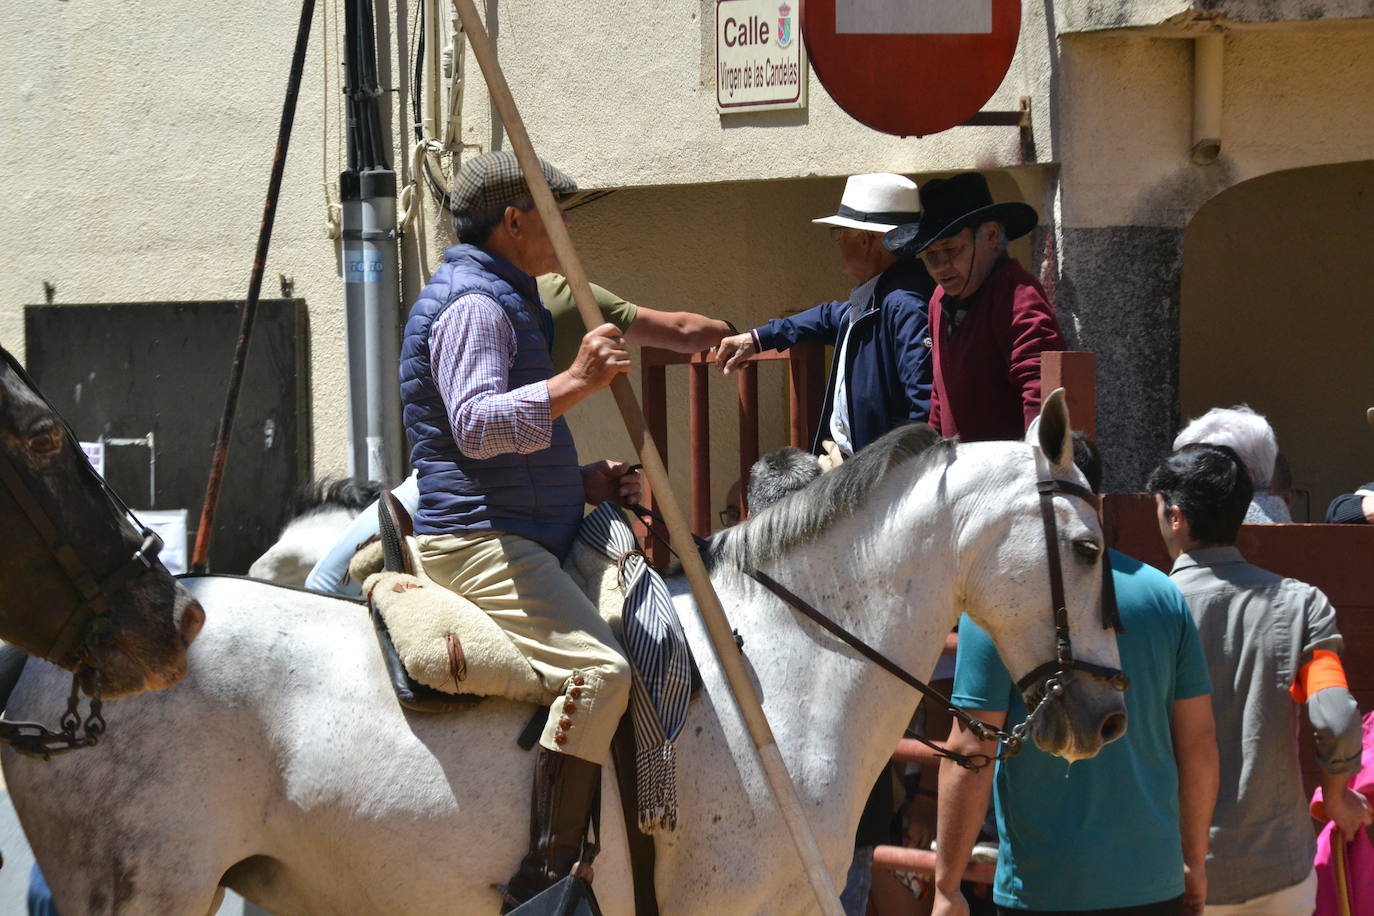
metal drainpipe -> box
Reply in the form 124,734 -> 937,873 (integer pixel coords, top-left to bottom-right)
341,0 -> 403,483
1191,33 -> 1223,165
423,0 -> 444,143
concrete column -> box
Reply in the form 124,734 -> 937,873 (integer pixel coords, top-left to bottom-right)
1055,225 -> 1186,492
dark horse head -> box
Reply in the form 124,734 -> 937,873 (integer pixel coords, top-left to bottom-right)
0,352 -> 204,698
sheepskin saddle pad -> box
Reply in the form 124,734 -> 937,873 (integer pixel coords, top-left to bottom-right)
356,498 -> 694,729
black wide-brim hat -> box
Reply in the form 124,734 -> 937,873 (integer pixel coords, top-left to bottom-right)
883,172 -> 1037,257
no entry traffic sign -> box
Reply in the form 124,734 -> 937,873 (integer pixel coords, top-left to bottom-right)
802,0 -> 1021,137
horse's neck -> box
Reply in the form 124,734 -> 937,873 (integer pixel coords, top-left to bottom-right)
698,481 -> 961,842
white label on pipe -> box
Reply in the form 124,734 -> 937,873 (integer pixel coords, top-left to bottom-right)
345,250 -> 384,284
836,0 -> 992,34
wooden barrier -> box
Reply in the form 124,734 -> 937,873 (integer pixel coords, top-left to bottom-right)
871,845 -> 996,883
639,343 -> 824,568
1105,493 -> 1374,798
1040,351 -> 1096,439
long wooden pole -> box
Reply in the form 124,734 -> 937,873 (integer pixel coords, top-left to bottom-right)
190,0 -> 316,573
449,2 -> 843,911
1334,837 -> 1352,916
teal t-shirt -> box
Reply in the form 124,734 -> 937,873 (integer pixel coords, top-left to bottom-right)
952,550 -> 1212,911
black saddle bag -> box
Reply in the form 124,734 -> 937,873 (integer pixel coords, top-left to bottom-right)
506,876 -> 603,916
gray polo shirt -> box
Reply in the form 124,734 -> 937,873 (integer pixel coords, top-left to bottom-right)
1170,546 -> 1360,905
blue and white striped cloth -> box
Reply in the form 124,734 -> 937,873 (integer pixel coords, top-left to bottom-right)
577,502 -> 692,834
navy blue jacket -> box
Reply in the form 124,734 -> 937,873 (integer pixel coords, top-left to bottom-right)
399,245 -> 584,558
754,258 -> 935,454
1326,483 -> 1373,524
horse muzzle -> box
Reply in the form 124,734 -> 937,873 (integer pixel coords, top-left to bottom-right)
1026,669 -> 1129,762
88,591 -> 204,699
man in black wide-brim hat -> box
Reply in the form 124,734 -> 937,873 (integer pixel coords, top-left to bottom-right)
884,172 -> 1065,442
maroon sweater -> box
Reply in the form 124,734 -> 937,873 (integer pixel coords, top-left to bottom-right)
929,258 -> 1065,442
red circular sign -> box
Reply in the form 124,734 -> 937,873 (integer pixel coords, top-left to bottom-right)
802,0 -> 1021,137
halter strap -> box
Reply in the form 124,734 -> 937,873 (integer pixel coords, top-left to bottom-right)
0,348 -> 163,667
745,472 -> 1127,769
1013,477 -> 1127,698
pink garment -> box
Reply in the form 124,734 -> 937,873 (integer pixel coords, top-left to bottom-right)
1310,710 -> 1374,916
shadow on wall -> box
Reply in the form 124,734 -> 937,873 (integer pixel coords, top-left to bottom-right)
1180,159 -> 1374,516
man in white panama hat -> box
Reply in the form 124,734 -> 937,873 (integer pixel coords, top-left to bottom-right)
717,173 -> 934,914
716,173 -> 935,465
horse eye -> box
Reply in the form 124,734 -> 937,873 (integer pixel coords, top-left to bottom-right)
27,423 -> 62,457
1073,539 -> 1102,561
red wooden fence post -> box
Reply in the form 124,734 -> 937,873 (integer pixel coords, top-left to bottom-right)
738,362 -> 759,517
1040,351 -> 1096,439
689,361 -> 711,536
641,352 -> 671,569
789,342 -> 824,450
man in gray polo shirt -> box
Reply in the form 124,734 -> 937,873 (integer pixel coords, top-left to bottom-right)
1149,444 -> 1371,914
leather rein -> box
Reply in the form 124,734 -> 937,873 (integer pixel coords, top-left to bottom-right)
0,347 -> 165,758
744,474 -> 1129,772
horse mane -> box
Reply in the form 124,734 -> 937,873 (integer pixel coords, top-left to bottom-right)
292,477 -> 384,516
710,423 -> 952,572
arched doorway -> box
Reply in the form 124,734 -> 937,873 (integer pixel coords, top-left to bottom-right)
1179,160 -> 1374,519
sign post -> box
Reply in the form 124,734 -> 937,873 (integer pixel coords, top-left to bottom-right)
803,0 -> 1022,136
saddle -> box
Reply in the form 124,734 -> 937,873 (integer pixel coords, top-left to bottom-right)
364,493 -> 699,714
366,492 -> 547,713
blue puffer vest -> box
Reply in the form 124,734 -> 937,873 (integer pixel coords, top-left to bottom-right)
399,244 -> 583,558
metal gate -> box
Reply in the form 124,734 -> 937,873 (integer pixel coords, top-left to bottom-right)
24,300 -> 309,574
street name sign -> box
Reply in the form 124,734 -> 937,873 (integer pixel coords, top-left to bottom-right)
717,0 -> 808,113
802,0 -> 1021,136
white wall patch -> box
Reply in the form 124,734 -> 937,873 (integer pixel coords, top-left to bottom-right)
836,0 -> 992,35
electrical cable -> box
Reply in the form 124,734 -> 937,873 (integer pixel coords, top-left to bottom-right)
403,1 -> 613,222
410,0 -> 454,214
321,0 -> 341,239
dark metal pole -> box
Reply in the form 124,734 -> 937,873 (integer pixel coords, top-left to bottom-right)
190,0 -> 317,573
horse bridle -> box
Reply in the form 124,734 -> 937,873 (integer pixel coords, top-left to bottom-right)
0,347 -> 165,758
744,471 -> 1129,772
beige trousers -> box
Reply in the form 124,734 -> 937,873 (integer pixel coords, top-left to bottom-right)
1204,869 -> 1316,916
416,531 -> 630,764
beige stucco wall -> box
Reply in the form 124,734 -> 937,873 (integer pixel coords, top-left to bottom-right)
1057,22 -> 1374,229
1179,160 -> 1374,517
1,0 -> 372,479
0,0 -> 1051,500
3,0 -> 1371,508
456,0 -> 1051,189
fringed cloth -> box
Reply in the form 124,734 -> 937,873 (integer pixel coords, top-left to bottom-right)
577,502 -> 692,834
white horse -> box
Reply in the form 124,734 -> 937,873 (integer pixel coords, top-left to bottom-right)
247,478 -> 383,587
2,394 -> 1126,915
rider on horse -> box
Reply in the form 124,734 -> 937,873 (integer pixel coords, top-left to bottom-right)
399,150 -> 639,911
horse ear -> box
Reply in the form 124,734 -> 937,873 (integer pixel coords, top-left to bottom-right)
1035,388 -> 1073,472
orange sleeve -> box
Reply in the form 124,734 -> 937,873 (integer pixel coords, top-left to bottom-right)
1289,649 -> 1349,704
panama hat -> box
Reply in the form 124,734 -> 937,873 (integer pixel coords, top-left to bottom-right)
883,172 -> 1037,256
812,173 -> 922,233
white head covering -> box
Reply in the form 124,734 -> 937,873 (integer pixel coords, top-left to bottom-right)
812,173 -> 921,233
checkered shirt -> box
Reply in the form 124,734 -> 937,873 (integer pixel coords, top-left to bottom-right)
430,293 -> 553,460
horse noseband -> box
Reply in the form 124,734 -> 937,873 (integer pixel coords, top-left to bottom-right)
1012,478 -> 1129,713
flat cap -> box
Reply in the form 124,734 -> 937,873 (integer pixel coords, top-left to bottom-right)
450,150 -> 578,215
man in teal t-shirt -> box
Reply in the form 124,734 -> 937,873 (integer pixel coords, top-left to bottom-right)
933,439 -> 1219,916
